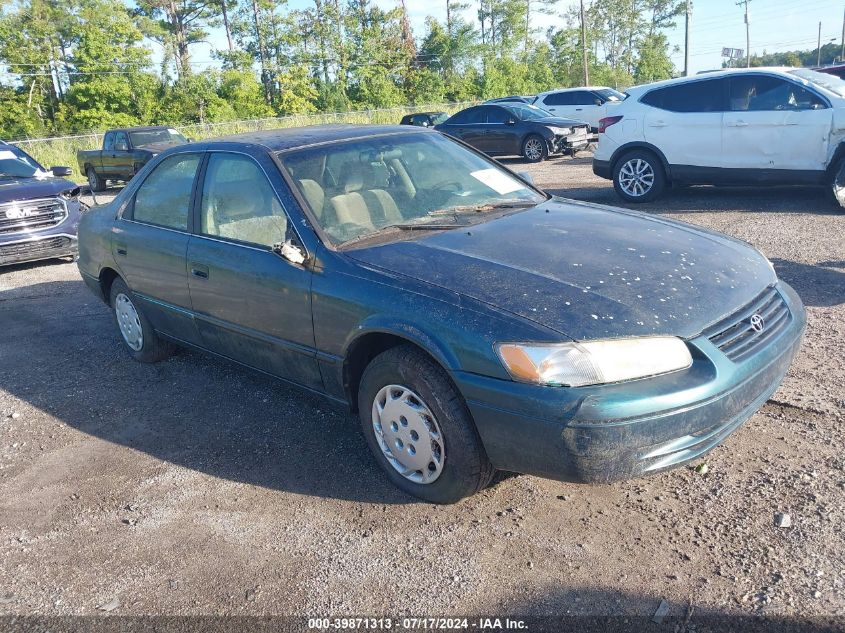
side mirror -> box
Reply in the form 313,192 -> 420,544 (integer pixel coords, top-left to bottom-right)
51,166 -> 73,177
186,138 -> 193,143
595,98 -> 604,106
517,171 -> 534,185
273,240 -> 306,265
114,142 -> 128,151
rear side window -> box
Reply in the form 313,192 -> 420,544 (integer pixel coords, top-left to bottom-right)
447,108 -> 482,124
642,79 -> 726,112
542,92 -> 575,106
131,153 -> 201,230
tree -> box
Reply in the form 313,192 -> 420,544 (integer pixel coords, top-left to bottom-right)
135,0 -> 218,78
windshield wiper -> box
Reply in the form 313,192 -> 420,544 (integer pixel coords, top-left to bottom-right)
427,200 -> 538,216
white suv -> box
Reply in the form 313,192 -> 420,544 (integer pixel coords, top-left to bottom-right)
593,67 -> 845,204
533,87 -> 625,131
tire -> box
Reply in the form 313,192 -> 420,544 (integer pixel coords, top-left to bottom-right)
612,149 -> 666,203
522,134 -> 548,163
829,158 -> 845,211
357,345 -> 495,504
86,166 -> 106,192
109,278 -> 174,363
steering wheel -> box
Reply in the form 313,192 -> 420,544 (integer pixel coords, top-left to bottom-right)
431,180 -> 463,192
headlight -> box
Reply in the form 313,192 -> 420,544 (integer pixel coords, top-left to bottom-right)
547,126 -> 572,136
496,337 -> 692,387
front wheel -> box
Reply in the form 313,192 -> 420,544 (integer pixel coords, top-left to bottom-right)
522,134 -> 548,163
612,150 -> 666,202
358,346 -> 495,504
830,158 -> 845,211
109,278 -> 174,363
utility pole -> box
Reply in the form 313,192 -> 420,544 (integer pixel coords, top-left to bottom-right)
819,21 -> 823,66
736,0 -> 751,67
580,0 -> 589,85
684,0 -> 692,76
841,6 -> 844,63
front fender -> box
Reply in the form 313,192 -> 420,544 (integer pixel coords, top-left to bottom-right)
342,317 -> 461,372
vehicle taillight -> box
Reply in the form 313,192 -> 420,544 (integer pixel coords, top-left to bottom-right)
598,116 -> 623,133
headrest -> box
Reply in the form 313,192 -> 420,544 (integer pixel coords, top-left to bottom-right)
343,171 -> 365,193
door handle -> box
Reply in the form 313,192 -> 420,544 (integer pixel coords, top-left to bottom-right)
728,120 -> 748,127
115,244 -> 127,256
190,264 -> 209,279
575,108 -> 583,111
648,120 -> 668,127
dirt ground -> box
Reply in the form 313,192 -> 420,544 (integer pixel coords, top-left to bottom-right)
1,154 -> 844,630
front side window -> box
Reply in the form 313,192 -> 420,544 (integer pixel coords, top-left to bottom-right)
642,79 -> 726,112
485,107 -> 510,124
571,91 -> 596,105
278,133 -> 546,246
103,133 -> 115,151
114,132 -> 129,150
729,76 -> 826,111
200,153 -> 288,248
131,153 -> 200,230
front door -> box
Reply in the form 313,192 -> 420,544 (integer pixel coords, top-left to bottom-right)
112,151 -> 203,345
111,131 -> 134,180
723,74 -> 832,172
186,151 -> 321,390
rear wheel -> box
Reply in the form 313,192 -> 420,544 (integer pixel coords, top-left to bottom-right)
612,150 -> 666,202
109,278 -> 174,363
86,166 -> 106,192
357,345 -> 495,503
522,134 -> 548,163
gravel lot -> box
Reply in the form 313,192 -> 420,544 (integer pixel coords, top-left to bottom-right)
1,154 -> 844,629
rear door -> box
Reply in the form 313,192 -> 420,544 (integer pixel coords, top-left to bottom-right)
112,151 -> 203,345
186,151 -> 321,389
723,74 -> 832,172
640,78 -> 726,170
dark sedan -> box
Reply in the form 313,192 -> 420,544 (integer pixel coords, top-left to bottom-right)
399,112 -> 449,127
1,141 -> 85,266
435,103 -> 590,162
77,125 -> 805,503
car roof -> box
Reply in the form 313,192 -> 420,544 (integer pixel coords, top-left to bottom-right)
404,111 -> 446,116
625,67 -> 800,96
198,124 -> 433,152
537,86 -> 613,95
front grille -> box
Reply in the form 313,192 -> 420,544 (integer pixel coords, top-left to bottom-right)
706,286 -> 791,362
0,198 -> 67,235
0,236 -> 72,261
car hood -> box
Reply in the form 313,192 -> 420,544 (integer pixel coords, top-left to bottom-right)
0,176 -> 78,205
347,200 -> 776,340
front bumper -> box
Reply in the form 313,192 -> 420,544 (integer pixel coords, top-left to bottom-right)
552,129 -> 590,155
0,233 -> 78,266
453,281 -> 806,484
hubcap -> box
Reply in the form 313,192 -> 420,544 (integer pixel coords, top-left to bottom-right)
88,169 -> 97,188
115,292 -> 143,351
524,138 -> 543,161
371,385 -> 445,485
618,158 -> 655,197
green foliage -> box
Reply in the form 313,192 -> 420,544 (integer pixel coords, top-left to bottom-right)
0,0 -> 684,140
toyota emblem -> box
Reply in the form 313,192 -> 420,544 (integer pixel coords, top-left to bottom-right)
750,313 -> 765,332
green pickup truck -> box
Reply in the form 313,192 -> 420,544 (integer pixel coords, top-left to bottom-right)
77,126 -> 189,191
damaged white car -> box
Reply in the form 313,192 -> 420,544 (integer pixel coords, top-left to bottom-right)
592,67 -> 845,208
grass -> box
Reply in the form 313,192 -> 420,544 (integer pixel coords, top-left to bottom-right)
10,102 -> 474,184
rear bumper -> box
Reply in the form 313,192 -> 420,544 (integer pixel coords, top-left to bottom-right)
593,159 -> 612,180
0,233 -> 77,266
452,281 -> 805,484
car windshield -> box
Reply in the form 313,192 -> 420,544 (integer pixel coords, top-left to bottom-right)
597,88 -> 625,102
279,133 -> 546,246
0,146 -> 48,179
789,68 -> 845,97
504,104 -> 553,120
128,128 -> 188,148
